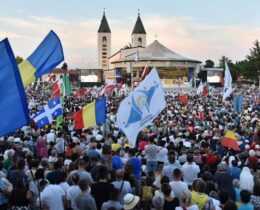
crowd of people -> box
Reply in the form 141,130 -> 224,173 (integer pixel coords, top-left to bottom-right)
0,82 -> 259,210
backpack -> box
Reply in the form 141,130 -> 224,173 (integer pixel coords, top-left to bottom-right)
142,186 -> 153,201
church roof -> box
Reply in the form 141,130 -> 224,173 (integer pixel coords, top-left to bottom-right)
132,15 -> 146,34
112,40 -> 201,63
98,13 -> 111,33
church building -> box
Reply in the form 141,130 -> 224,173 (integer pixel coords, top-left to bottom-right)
97,12 -> 201,87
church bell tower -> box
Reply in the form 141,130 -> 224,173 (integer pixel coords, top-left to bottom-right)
132,12 -> 146,48
97,11 -> 111,70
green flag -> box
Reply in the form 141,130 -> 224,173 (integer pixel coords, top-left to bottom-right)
63,74 -> 71,96
56,115 -> 63,130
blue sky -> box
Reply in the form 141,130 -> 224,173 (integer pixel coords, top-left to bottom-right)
0,0 -> 259,68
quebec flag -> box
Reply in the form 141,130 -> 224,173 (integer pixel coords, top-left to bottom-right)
117,67 -> 166,146
33,97 -> 63,128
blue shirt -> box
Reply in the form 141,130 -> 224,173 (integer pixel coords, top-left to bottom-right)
234,187 -> 241,202
238,203 -> 254,210
230,166 -> 241,180
112,155 -> 123,170
127,157 -> 141,180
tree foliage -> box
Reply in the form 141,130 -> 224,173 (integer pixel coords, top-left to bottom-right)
61,62 -> 68,70
16,56 -> 23,64
246,40 -> 260,78
205,60 -> 214,68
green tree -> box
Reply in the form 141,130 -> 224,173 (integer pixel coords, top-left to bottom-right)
61,62 -> 68,71
218,56 -> 232,68
246,40 -> 260,78
16,56 -> 23,64
204,59 -> 214,68
219,56 -> 237,80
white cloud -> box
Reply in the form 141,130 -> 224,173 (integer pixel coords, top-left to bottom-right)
0,14 -> 259,68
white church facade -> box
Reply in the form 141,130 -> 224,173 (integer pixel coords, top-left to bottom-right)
97,12 -> 201,87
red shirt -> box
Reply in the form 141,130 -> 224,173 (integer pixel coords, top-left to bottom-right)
138,140 -> 148,151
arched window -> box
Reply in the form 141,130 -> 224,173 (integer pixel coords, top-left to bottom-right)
102,36 -> 107,43
138,37 -> 142,46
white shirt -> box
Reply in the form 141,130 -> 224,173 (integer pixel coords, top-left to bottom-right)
67,185 -> 81,210
55,138 -> 65,154
169,180 -> 188,201
181,162 -> 200,186
157,146 -> 168,163
39,184 -> 65,210
59,182 -> 70,195
46,132 -> 56,143
175,205 -> 199,210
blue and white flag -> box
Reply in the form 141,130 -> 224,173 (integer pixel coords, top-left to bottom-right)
223,61 -> 232,100
33,97 -> 63,128
189,75 -> 193,87
197,80 -> 203,95
117,67 -> 166,146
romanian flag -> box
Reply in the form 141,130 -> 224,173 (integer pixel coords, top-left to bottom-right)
72,97 -> 106,130
19,30 -> 64,88
221,130 -> 239,151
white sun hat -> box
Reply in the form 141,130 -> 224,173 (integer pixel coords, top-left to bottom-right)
123,193 -> 140,210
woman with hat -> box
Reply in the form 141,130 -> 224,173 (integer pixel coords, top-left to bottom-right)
123,193 -> 140,210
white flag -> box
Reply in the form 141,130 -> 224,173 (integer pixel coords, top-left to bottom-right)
117,67 -> 166,146
197,80 -> 203,95
223,61 -> 232,100
135,48 -> 139,62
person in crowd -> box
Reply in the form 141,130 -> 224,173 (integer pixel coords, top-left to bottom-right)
176,189 -> 199,210
112,169 -> 131,204
67,172 -> 81,210
250,183 -> 260,210
191,179 -> 210,210
238,190 -> 254,210
230,160 -> 241,180
123,193 -> 140,210
101,188 -> 123,210
169,168 -> 188,201
233,179 -> 242,202
152,195 -> 164,210
214,163 -> 236,200
75,179 -> 97,210
127,148 -> 141,180
145,137 -> 159,173
91,165 -> 115,210
181,153 -> 200,186
161,183 -> 179,210
9,179 -> 32,210
37,179 -> 65,210
239,167 -> 254,193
